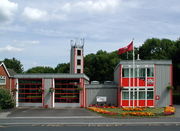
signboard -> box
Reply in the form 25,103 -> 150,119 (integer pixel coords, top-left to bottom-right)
96,96 -> 107,102
147,78 -> 154,85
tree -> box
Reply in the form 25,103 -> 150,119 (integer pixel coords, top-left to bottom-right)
26,66 -> 55,73
55,63 -> 69,73
139,38 -> 175,60
2,58 -> 23,73
84,50 -> 120,82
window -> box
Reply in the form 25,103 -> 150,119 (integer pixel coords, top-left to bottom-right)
147,88 -> 154,99
122,89 -> 129,100
147,68 -> 154,77
77,69 -> 81,73
77,59 -> 81,65
130,90 -> 137,100
122,92 -> 129,100
77,50 -> 81,56
0,76 -> 6,85
122,68 -> 129,77
122,68 -> 138,78
139,68 -> 145,78
139,91 -> 145,100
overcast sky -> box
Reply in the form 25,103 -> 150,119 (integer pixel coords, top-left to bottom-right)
0,0 -> 180,71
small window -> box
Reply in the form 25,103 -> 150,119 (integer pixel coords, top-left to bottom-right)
122,68 -> 129,77
147,91 -> 154,99
77,69 -> 81,73
147,68 -> 154,77
139,68 -> 145,78
77,50 -> 81,56
122,92 -> 129,100
0,76 -> 6,85
77,59 -> 81,65
139,91 -> 145,100
130,91 -> 137,100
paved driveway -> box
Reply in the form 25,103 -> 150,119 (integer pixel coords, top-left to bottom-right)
7,108 -> 99,117
1,105 -> 180,118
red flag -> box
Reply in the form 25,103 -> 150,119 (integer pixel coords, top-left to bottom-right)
118,41 -> 133,55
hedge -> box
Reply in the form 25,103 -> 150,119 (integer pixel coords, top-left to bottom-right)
0,88 -> 15,109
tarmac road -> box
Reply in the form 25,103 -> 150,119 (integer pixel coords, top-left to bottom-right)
0,125 -> 180,131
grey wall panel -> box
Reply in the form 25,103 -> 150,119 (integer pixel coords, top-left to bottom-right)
86,88 -> 117,106
55,103 -> 80,108
114,66 -> 120,85
155,65 -> 171,107
18,103 -> 42,107
44,79 -> 52,108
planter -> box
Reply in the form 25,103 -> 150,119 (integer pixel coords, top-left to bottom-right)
166,85 -> 174,90
77,87 -> 83,91
38,89 -> 44,93
49,87 -> 55,93
164,106 -> 175,115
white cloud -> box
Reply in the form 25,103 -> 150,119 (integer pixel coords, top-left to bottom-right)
61,0 -> 120,13
0,0 -> 18,23
0,25 -> 26,32
22,7 -> 66,22
13,40 -> 40,47
0,45 -> 23,52
22,7 -> 48,21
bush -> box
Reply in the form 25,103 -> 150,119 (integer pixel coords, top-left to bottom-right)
0,88 -> 15,109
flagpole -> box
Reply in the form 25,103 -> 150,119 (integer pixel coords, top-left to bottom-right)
132,39 -> 135,108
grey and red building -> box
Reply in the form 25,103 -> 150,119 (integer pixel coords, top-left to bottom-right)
0,44 -> 173,108
114,60 -> 173,107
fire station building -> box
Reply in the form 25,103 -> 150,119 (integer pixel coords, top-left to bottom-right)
114,60 -> 173,107
0,43 -> 173,108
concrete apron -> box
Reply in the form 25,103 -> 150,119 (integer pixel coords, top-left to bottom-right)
1,108 -> 99,118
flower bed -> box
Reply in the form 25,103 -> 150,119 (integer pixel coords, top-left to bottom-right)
122,107 -> 146,111
121,112 -> 155,116
87,106 -> 175,117
87,107 -> 118,115
164,106 -> 175,115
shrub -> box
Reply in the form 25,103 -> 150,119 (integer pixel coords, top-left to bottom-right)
0,88 -> 15,109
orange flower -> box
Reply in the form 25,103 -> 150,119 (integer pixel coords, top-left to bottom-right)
87,107 -> 118,115
122,107 -> 146,111
121,112 -> 155,116
164,106 -> 175,115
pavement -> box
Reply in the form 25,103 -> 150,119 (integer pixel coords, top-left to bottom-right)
0,105 -> 180,126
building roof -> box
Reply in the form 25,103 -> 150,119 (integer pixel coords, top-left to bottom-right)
0,62 -> 11,77
14,73 -> 89,80
86,83 -> 118,89
114,60 -> 172,71
7,68 -> 17,77
120,60 -> 172,65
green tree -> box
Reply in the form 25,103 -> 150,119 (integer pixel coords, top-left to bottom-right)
55,63 -> 69,73
26,66 -> 55,73
2,58 -> 23,73
84,50 -> 120,82
139,38 -> 175,60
